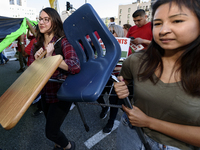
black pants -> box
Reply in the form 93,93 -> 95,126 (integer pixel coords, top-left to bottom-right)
97,80 -> 134,124
97,79 -> 120,123
41,97 -> 72,147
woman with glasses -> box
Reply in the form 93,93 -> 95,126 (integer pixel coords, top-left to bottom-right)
29,7 -> 80,150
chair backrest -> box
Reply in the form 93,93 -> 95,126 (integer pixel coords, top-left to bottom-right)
57,3 -> 121,102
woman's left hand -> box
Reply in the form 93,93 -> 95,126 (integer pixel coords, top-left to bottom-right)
45,43 -> 54,57
122,104 -> 150,128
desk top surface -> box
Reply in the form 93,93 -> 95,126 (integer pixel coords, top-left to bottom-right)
0,55 -> 62,130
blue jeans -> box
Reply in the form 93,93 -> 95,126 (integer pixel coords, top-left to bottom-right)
0,52 -> 8,64
116,113 -> 190,150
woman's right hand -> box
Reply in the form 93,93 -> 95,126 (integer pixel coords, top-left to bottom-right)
34,47 -> 44,60
113,76 -> 129,99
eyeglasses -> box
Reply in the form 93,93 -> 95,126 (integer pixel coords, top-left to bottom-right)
109,30 -> 115,34
39,17 -> 50,24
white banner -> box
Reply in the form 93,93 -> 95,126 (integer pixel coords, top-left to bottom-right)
99,37 -> 130,58
115,37 -> 130,58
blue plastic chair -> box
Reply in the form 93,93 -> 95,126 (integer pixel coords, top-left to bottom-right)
57,3 -> 121,102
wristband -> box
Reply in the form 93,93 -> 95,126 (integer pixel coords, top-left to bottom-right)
20,42 -> 24,45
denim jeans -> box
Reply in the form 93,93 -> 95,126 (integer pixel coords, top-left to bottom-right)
116,113 -> 186,150
0,52 -> 8,64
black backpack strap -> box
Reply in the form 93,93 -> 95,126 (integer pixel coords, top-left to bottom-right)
54,36 -> 65,59
54,36 -> 68,74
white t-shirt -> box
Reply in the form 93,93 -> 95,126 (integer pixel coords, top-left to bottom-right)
108,22 -> 115,27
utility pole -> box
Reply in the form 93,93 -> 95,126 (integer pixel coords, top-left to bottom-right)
85,0 -> 87,3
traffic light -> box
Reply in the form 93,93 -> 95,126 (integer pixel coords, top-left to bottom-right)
66,2 -> 71,11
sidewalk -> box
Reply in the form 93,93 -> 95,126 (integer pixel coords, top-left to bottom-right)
0,60 -> 22,96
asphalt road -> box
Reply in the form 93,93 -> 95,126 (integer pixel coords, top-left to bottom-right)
0,60 -> 123,150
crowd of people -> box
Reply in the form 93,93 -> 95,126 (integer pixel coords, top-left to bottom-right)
1,0 -> 200,149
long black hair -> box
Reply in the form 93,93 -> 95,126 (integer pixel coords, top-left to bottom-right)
34,7 -> 64,54
138,0 -> 200,96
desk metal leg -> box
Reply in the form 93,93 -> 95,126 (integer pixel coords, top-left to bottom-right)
74,102 -> 89,132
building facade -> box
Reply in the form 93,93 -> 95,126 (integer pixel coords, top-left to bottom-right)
118,0 -> 153,26
0,0 -> 36,20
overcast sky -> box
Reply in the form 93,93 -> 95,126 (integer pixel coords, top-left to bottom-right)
27,0 -> 149,18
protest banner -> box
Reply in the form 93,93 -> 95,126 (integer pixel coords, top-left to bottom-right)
99,37 -> 130,58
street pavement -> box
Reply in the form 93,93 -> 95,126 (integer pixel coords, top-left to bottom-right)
0,60 -> 123,150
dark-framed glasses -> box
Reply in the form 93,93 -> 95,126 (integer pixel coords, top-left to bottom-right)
39,17 -> 50,24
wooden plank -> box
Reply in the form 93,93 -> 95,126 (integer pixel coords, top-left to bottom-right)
0,55 -> 63,130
